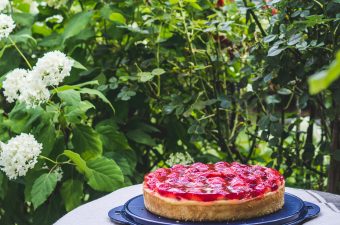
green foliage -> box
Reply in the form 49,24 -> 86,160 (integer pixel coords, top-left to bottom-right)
308,51 -> 340,94
60,179 -> 84,211
0,0 -> 339,224
31,173 -> 58,210
72,124 -> 103,160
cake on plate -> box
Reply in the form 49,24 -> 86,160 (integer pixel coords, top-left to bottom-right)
143,162 -> 284,221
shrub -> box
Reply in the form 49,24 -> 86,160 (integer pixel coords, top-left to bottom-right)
0,0 -> 339,224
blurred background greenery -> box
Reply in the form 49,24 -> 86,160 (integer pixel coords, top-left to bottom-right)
0,0 -> 339,224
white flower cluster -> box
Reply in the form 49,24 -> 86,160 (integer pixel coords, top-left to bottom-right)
0,133 -> 42,180
166,152 -> 194,167
2,51 -> 74,108
33,51 -> 73,86
0,0 -> 9,12
0,13 -> 15,40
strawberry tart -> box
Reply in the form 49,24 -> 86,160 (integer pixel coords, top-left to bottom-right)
143,162 -> 285,221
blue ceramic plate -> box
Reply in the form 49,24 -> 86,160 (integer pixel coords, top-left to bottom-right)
108,193 -> 320,225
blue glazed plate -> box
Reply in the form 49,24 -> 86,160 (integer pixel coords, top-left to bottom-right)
108,193 -> 320,225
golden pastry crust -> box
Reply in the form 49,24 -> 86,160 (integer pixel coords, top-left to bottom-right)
143,183 -> 285,221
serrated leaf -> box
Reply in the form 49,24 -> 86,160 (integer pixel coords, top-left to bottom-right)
60,179 -> 84,211
86,157 -> 124,192
64,151 -> 124,192
31,173 -> 58,209
72,124 -> 103,160
63,150 -> 89,174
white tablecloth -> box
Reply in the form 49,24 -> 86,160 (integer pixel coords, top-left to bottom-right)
54,184 -> 340,225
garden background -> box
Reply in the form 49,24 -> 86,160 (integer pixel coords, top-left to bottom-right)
0,0 -> 339,224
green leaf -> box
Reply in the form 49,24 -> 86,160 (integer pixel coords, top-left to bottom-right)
95,120 -> 130,151
32,120 -> 56,156
268,45 -> 285,56
117,87 -> 136,101
60,179 -> 84,211
72,124 -> 103,160
12,13 -> 34,27
266,95 -> 281,104
138,72 -> 154,82
270,123 -> 284,137
31,173 -> 58,209
62,12 -> 93,43
72,59 -> 88,70
79,88 -> 115,112
263,35 -> 277,43
53,80 -> 99,94
308,51 -> 340,94
64,151 -> 124,192
258,115 -> 270,129
109,12 -> 126,24
24,170 -> 45,203
152,68 -> 166,76
126,129 -> 156,146
64,100 -> 95,124
58,90 -> 81,105
189,2 -> 203,11
86,157 -> 124,192
287,33 -> 302,46
63,150 -> 89,174
277,88 -> 292,95
169,0 -> 179,4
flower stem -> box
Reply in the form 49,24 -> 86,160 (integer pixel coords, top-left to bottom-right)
9,37 -> 32,70
39,155 -> 58,164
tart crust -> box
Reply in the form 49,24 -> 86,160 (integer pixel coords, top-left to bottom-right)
143,183 -> 285,221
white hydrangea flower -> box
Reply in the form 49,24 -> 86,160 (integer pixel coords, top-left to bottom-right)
166,152 -> 194,167
18,73 -> 50,108
0,133 -> 42,180
46,0 -> 67,9
32,51 -> 74,86
0,14 -> 15,40
2,69 -> 29,103
0,0 -> 9,11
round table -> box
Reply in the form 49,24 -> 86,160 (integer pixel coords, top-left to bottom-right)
54,184 -> 340,225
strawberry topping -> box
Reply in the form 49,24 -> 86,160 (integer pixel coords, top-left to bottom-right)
144,162 -> 284,202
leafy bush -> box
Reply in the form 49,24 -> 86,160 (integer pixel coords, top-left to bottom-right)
0,0 -> 339,224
